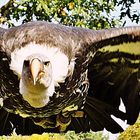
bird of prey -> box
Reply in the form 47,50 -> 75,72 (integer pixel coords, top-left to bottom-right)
0,21 -> 140,135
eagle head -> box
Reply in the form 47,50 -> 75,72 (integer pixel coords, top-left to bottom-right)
10,44 -> 71,108
23,54 -> 52,87
19,54 -> 55,108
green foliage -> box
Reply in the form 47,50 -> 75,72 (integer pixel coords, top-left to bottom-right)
0,0 -> 140,28
118,116 -> 140,140
1,0 -> 139,28
0,131 -> 109,140
65,131 -> 109,140
0,0 -> 120,29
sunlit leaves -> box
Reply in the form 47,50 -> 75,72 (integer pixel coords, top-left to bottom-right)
0,0 -> 120,29
0,0 -> 139,28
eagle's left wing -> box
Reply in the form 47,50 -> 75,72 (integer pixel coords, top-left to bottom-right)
69,26 -> 140,133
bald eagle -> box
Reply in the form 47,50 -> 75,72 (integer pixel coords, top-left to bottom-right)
0,21 -> 140,135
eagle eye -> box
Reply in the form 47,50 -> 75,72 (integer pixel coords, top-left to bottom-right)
44,61 -> 50,66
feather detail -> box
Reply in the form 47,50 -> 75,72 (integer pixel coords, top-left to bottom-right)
19,78 -> 55,108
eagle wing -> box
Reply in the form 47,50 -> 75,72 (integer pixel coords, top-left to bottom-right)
69,26 -> 140,133
0,22 -> 140,134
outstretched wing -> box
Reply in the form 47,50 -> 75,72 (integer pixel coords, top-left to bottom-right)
69,26 -> 140,133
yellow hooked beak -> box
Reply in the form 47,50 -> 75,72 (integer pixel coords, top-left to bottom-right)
30,58 -> 44,85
